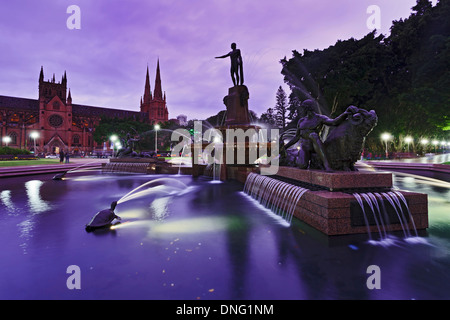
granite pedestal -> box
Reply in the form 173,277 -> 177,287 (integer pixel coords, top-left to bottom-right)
249,166 -> 428,236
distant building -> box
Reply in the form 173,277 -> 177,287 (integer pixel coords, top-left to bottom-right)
0,61 -> 169,155
177,114 -> 188,126
139,60 -> 169,125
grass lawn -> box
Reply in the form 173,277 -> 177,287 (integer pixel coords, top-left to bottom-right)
0,159 -> 60,167
443,162 -> 450,165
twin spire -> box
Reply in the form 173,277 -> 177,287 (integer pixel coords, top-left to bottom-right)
142,59 -> 165,105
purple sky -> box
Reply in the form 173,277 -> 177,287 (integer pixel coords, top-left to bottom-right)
0,0 -> 433,120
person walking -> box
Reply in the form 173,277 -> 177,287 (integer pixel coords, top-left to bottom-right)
65,151 -> 70,163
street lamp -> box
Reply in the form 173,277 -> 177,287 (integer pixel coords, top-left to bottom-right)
110,135 -> 118,157
404,136 -> 413,153
2,136 -> 11,147
381,133 -> 391,159
440,141 -> 447,154
30,131 -> 39,154
432,140 -> 438,153
154,124 -> 160,153
420,139 -> 429,154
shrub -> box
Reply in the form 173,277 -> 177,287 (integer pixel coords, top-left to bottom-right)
0,147 -> 31,155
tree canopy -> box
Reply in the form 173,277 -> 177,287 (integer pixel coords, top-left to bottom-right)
280,0 -> 450,152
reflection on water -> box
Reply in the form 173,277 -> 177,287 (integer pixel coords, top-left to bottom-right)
393,171 -> 450,190
0,180 -> 53,254
0,190 -> 16,214
25,180 -> 51,214
0,171 -> 449,299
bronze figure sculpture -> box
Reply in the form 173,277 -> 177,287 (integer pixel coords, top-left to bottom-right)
215,42 -> 244,86
280,99 -> 377,171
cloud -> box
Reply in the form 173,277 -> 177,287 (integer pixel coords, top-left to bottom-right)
0,0 -> 422,120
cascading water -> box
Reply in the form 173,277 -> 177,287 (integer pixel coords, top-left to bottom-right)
352,191 -> 420,243
353,193 -> 373,240
103,162 -> 149,174
243,172 -> 308,225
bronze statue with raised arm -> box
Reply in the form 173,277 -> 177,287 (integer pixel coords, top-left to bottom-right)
215,43 -> 244,86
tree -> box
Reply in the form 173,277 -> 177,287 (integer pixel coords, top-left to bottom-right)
260,108 -> 277,127
92,117 -> 180,152
412,0 -> 432,15
274,86 -> 288,129
287,92 -> 301,121
280,0 -> 449,153
93,117 -> 153,146
205,110 -> 227,127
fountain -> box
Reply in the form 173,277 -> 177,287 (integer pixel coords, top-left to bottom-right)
193,43 -> 429,238
241,98 -> 428,237
243,172 -> 308,225
191,43 -> 274,182
0,44 -> 445,300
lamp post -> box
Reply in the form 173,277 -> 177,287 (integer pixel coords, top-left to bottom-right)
115,142 -> 122,154
154,124 -> 160,154
2,136 -> 11,147
405,136 -> 413,153
441,141 -> 447,153
432,140 -> 438,153
420,139 -> 429,154
30,131 -> 39,154
381,133 -> 391,159
110,135 -> 118,157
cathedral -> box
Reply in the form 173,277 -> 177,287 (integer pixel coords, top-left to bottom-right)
0,61 -> 169,155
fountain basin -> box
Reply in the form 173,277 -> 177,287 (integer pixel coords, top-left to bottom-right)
299,190 -> 427,236
274,166 -> 393,191
104,158 -> 192,175
245,168 -> 429,236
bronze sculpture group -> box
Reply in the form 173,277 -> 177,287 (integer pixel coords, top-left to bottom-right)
280,100 -> 378,171
214,42 -> 378,171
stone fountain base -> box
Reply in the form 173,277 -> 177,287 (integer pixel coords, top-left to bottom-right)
246,166 -> 428,236
104,158 -> 192,175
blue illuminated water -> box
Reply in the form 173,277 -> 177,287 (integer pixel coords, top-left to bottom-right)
0,170 -> 449,299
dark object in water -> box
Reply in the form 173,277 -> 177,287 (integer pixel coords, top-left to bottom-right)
85,201 -> 121,231
53,172 -> 67,180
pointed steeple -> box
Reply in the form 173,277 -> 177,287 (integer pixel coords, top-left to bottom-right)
143,65 -> 152,104
39,66 -> 44,82
67,88 -> 72,104
154,59 -> 163,100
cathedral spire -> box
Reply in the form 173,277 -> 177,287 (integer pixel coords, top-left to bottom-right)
39,66 -> 44,82
143,65 -> 152,104
154,59 -> 163,100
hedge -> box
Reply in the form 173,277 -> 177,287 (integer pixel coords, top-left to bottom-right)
0,146 -> 31,155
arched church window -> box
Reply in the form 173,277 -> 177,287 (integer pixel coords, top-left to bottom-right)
9,132 -> 18,145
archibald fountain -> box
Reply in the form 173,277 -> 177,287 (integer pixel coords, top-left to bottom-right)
97,42 -> 428,238
209,42 -> 428,238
